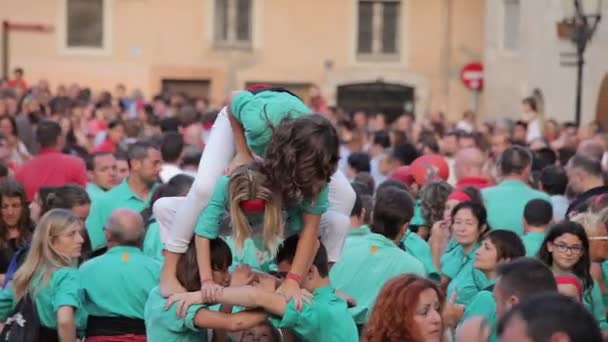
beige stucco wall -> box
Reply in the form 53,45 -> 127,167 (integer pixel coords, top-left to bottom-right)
1,0 -> 485,120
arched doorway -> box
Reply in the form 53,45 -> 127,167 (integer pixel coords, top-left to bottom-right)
596,74 -> 608,129
336,81 -> 414,121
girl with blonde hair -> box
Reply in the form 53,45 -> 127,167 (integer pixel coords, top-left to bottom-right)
195,162 -> 288,277
0,209 -> 87,341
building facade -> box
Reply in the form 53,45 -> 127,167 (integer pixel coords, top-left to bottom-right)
2,0 -> 485,120
483,0 -> 608,126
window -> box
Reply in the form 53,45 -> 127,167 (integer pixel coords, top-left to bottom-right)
215,0 -> 252,48
66,0 -> 105,48
357,0 -> 400,59
502,0 -> 520,51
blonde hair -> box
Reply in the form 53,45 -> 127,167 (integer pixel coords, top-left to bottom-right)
13,208 -> 82,300
570,212 -> 601,237
228,163 -> 283,255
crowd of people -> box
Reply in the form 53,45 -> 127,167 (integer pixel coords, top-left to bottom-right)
0,66 -> 607,341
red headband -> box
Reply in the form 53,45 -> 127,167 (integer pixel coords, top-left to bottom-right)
448,190 -> 471,202
555,274 -> 583,300
239,199 -> 266,213
246,84 -> 273,91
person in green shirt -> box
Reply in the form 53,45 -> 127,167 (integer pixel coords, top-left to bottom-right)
537,221 -> 608,331
141,174 -> 195,263
159,100 -> 347,307
459,230 -> 526,341
455,258 -> 558,342
330,186 -> 426,325
86,141 -> 161,251
168,235 -> 358,342
85,152 -> 119,204
195,155 -> 334,302
440,201 -> 490,305
522,198 -> 553,257
481,146 -> 551,236
80,208 -> 160,339
0,209 -> 88,340
145,238 -> 267,342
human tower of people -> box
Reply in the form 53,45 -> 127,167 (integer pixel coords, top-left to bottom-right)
0,70 -> 607,341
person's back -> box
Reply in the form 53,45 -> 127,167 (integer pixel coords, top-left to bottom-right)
80,209 -> 159,339
482,146 -> 550,235
16,120 -> 86,201
539,165 -> 569,222
523,199 -> 553,256
330,187 -> 425,324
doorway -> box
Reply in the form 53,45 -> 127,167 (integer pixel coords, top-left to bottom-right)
336,81 -> 414,121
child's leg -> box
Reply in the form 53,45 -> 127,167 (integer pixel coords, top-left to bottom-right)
319,170 -> 355,262
154,108 -> 235,294
158,107 -> 235,253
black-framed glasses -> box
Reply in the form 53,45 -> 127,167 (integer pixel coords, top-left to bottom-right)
552,242 -> 584,254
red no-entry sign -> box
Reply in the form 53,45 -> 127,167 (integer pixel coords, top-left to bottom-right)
461,62 -> 484,91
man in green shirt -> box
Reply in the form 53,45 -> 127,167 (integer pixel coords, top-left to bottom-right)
456,258 -> 558,342
522,199 -> 552,256
80,208 -> 160,339
86,141 -> 161,251
330,186 -> 426,325
85,152 -> 118,204
482,146 -> 551,236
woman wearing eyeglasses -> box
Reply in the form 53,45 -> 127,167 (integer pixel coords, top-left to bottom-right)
537,221 -> 608,332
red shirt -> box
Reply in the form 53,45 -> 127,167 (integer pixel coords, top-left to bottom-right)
91,139 -> 117,153
6,79 -> 28,92
456,177 -> 493,190
16,147 -> 87,201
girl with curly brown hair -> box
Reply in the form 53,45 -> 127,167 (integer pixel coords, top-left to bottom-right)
155,88 -> 353,306
363,274 -> 445,342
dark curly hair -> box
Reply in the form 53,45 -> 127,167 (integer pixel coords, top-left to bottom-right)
364,274 -> 445,342
263,114 -> 339,204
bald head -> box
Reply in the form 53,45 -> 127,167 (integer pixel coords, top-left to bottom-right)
578,139 -> 604,161
454,147 -> 486,180
105,208 -> 145,248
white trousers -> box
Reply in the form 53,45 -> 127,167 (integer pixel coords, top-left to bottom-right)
154,108 -> 355,262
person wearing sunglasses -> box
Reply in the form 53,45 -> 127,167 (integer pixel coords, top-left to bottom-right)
537,221 -> 608,332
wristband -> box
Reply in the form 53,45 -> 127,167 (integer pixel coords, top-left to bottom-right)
286,272 -> 302,284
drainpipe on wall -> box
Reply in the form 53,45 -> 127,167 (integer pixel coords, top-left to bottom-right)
1,21 -> 54,79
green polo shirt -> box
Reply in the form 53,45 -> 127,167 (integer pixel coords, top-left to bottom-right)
330,232 -> 426,324
410,200 -> 426,226
402,231 -> 440,280
348,225 -> 371,238
223,236 -> 277,272
482,180 -> 551,235
231,90 -> 311,157
85,179 -> 157,251
273,285 -> 358,342
461,290 -> 498,342
583,281 -> 608,331
143,219 -> 164,263
86,182 -> 107,204
601,261 -> 608,307
523,231 -> 546,257
442,244 -> 488,305
80,246 -> 160,319
145,286 -> 208,342
195,176 -> 329,240
0,267 -> 87,332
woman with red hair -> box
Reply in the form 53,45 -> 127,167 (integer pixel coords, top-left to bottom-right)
363,274 -> 445,342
